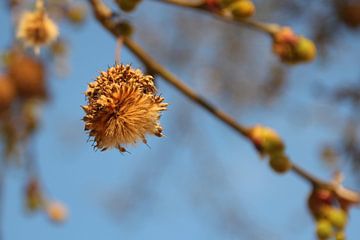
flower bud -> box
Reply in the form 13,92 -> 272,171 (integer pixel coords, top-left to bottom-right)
324,207 -> 347,230
272,27 -> 316,64
248,125 -> 284,157
228,0 -> 255,19
294,37 -> 317,62
316,219 -> 333,239
308,188 -> 334,219
335,231 -> 346,240
115,0 -> 142,12
269,154 -> 292,174
66,5 -> 87,25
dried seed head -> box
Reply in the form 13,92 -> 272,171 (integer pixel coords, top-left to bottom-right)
0,75 -> 16,111
17,4 -> 59,52
7,50 -> 47,99
82,64 -> 168,152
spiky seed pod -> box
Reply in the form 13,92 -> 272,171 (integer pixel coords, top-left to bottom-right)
82,64 -> 168,152
17,3 -> 59,52
7,51 -> 47,99
0,75 -> 16,111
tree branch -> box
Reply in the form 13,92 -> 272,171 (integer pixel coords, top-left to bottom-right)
88,0 -> 360,205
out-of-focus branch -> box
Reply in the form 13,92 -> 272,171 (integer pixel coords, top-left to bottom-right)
88,0 -> 360,204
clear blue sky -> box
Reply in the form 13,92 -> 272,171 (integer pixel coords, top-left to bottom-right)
1,1 -> 359,240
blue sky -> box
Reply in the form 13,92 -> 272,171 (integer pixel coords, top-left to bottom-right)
1,1 -> 360,240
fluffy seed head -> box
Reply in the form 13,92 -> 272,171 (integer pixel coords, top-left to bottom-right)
17,4 -> 59,52
83,64 -> 168,152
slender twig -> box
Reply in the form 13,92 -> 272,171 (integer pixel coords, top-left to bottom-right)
88,0 -> 360,204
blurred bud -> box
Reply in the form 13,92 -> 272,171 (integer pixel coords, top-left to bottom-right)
66,5 -> 87,25
50,39 -> 67,57
0,75 -> 16,111
272,27 -> 317,64
308,188 -> 334,219
294,37 -> 316,61
117,21 -> 134,37
7,51 -> 47,100
316,219 -> 333,239
46,202 -> 68,223
248,125 -> 284,157
115,0 -> 142,12
335,231 -> 346,240
269,154 -> 292,174
338,3 -> 360,28
205,0 -> 221,11
25,178 -> 43,211
323,207 -> 347,230
228,0 -> 255,19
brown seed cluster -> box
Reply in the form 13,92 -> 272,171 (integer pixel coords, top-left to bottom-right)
82,64 -> 168,152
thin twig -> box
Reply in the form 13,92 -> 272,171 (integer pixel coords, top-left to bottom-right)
88,0 -> 360,203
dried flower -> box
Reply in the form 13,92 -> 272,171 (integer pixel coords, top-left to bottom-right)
82,64 -> 168,152
46,201 -> 68,223
17,1 -> 59,53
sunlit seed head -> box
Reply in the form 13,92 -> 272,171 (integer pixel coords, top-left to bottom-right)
17,6 -> 59,53
82,64 -> 168,152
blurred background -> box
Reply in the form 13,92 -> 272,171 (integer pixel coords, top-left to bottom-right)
1,0 -> 360,239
